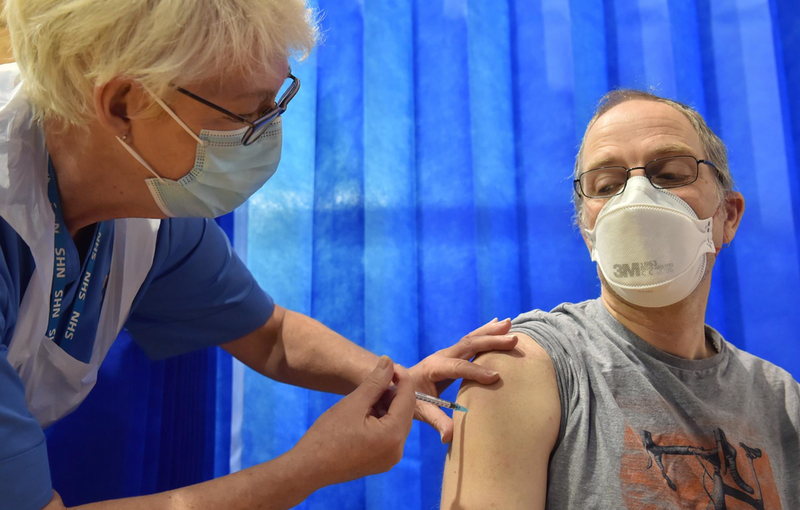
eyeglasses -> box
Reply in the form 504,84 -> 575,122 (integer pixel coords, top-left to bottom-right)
176,68 -> 300,146
573,155 -> 719,199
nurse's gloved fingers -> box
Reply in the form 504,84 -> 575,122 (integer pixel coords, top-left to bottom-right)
415,402 -> 453,443
442,333 -> 519,362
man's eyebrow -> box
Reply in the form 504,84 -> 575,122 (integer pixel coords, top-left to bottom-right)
583,142 -> 699,170
584,155 -> 622,170
649,142 -> 697,157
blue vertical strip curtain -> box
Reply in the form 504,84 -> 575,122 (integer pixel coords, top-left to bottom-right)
42,0 -> 800,508
242,1 -> 800,509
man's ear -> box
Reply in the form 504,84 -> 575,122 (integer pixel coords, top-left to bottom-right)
721,191 -> 745,245
93,78 -> 142,137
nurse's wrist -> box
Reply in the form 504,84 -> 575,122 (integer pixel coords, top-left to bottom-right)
275,445 -> 329,500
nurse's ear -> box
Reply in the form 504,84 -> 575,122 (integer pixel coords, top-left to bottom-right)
93,78 -> 145,138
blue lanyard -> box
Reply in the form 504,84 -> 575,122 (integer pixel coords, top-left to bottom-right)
46,161 -> 112,354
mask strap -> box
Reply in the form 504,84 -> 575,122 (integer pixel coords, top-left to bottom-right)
115,136 -> 166,183
712,195 -> 729,254
142,85 -> 209,146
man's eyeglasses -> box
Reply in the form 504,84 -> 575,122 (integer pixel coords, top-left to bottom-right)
176,68 -> 300,146
573,155 -> 719,199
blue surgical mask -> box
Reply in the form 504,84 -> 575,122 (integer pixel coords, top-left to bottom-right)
116,88 -> 282,218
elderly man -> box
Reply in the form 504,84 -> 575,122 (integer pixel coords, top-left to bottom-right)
441,90 -> 800,509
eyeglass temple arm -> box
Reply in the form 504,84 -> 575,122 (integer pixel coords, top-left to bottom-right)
175,87 -> 254,127
276,73 -> 300,112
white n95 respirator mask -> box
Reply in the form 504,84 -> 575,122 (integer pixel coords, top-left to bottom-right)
585,176 -> 717,308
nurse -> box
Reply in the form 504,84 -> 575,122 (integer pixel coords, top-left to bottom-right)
0,1 -> 518,509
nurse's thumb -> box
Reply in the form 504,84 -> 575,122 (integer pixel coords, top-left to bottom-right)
352,355 -> 395,408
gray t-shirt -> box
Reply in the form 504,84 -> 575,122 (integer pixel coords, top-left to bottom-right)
510,298 -> 800,509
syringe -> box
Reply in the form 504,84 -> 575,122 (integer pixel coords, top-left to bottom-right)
415,392 -> 468,413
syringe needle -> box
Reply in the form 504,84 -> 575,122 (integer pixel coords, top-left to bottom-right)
415,391 -> 468,413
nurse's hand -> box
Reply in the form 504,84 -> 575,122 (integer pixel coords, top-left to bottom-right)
408,318 -> 518,443
293,355 -> 415,488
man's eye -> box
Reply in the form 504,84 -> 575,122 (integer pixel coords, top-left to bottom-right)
652,173 -> 686,183
588,173 -> 625,195
597,182 -> 624,195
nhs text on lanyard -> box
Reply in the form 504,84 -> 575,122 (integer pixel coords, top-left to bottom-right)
46,161 -> 113,354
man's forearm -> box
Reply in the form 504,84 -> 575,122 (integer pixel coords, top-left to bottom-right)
52,447 -> 321,510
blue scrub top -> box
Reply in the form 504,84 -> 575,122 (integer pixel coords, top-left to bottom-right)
0,213 -> 274,510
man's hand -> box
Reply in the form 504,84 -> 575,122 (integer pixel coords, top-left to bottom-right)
408,318 -> 518,443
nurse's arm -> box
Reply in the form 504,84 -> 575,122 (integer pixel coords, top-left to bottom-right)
439,334 -> 560,509
42,355 -> 417,510
42,448 -> 318,509
221,305 -> 520,400
222,304 -> 379,394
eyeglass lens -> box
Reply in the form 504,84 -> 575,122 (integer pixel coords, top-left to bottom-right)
579,156 -> 698,198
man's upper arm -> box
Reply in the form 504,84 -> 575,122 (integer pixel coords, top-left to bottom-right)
441,333 -> 560,509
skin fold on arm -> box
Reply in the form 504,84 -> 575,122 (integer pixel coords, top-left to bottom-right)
441,333 -> 561,510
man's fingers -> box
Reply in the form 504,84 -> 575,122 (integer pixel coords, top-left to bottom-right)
415,402 -> 455,443
353,355 -> 395,408
442,333 -> 519,360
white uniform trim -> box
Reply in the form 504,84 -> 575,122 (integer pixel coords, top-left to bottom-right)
0,63 -> 160,427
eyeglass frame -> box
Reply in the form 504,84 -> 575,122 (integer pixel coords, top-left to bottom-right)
175,68 -> 300,146
573,154 -> 721,199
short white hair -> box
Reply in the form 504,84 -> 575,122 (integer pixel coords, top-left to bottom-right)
3,0 -> 319,126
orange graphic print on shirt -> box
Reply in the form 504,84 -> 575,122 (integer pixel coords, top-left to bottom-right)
620,426 -> 783,509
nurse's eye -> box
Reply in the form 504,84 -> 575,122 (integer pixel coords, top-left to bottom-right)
237,100 -> 278,122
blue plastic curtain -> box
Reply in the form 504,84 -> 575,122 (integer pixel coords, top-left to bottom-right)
46,0 -> 800,509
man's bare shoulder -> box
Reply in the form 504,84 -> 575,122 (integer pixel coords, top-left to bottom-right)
458,331 -> 559,436
441,332 -> 559,509
465,330 -> 556,392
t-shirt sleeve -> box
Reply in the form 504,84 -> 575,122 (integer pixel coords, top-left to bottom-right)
125,218 -> 274,360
